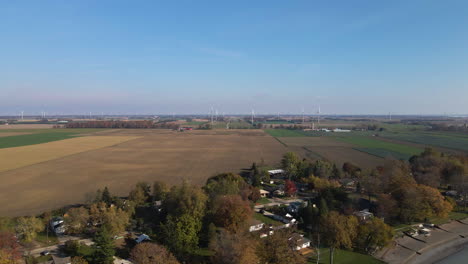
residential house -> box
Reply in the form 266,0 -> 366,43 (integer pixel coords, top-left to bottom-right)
353,209 -> 373,222
249,219 -> 264,232
289,233 -> 311,251
259,189 -> 270,198
135,234 -> 151,243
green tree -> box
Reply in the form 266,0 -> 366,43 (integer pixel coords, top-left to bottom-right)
102,187 -> 112,205
129,184 -> 149,206
161,214 -> 200,256
15,217 -> 43,242
92,226 -> 115,264
281,152 -> 300,179
164,182 -> 208,220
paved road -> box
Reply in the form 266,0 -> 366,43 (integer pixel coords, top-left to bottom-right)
254,198 -> 304,210
23,236 -> 94,257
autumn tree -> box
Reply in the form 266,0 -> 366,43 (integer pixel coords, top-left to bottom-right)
71,256 -> 88,264
0,231 -> 21,264
256,229 -> 306,264
210,230 -> 259,264
204,173 -> 247,199
65,207 -> 90,234
129,182 -> 151,206
355,218 -> 394,253
285,180 -> 297,197
89,202 -> 129,235
212,195 -> 253,233
152,181 -> 168,201
320,211 -> 358,264
15,217 -> 43,242
130,242 -> 180,264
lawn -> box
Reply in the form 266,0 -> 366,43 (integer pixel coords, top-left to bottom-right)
308,248 -> 384,264
0,129 -> 103,149
254,213 -> 283,226
256,197 -> 271,205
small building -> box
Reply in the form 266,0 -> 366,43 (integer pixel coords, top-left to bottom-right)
50,217 -> 66,235
259,189 -> 270,198
249,219 -> 264,232
353,209 -> 373,222
289,233 -> 311,251
268,169 -> 285,177
135,234 -> 151,243
273,189 -> 285,196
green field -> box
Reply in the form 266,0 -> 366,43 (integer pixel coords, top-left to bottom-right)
0,129 -> 102,149
254,213 -> 283,226
379,131 -> 468,152
334,135 -> 423,159
184,121 -> 207,126
308,248 -> 384,264
265,129 -> 314,137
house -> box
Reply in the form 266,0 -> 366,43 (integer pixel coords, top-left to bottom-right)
249,219 -> 264,232
353,209 -> 373,221
50,217 -> 66,235
289,233 -> 311,251
268,169 -> 285,178
114,257 -> 134,264
135,234 -> 151,243
273,189 -> 285,196
259,189 -> 270,198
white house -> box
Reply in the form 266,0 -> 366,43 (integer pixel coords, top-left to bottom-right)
259,189 -> 270,198
353,209 -> 373,222
289,233 -> 311,251
249,219 -> 264,232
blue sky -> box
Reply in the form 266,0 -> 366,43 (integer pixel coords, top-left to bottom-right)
1,0 -> 467,115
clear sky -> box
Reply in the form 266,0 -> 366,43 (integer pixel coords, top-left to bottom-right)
1,0 -> 467,115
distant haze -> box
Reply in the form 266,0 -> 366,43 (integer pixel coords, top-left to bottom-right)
1,1 -> 467,115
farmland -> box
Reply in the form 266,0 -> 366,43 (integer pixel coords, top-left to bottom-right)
0,129 -> 103,149
0,128 -> 286,216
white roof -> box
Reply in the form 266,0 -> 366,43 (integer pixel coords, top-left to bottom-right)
268,169 -> 285,174
260,189 -> 270,194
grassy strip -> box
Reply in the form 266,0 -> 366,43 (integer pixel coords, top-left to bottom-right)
308,248 -> 384,264
254,213 -> 283,226
273,137 -> 288,147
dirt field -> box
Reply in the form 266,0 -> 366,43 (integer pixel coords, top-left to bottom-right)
0,136 -> 139,173
279,136 -> 383,168
0,129 -> 286,216
0,124 -> 54,129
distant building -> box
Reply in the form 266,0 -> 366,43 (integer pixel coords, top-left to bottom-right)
289,233 -> 311,251
249,219 -> 264,232
135,234 -> 151,243
332,128 -> 351,132
259,189 -> 270,198
353,209 -> 373,222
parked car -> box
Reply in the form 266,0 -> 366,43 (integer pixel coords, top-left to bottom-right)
40,250 -> 50,256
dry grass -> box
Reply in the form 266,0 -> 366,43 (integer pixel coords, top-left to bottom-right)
0,136 -> 139,173
0,130 -> 285,216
